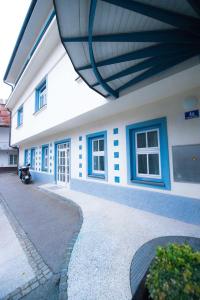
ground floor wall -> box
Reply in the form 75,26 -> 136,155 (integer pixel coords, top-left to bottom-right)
18,91 -> 200,199
0,150 -> 18,170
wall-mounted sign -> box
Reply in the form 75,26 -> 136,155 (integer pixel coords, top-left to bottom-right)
185,109 -> 199,120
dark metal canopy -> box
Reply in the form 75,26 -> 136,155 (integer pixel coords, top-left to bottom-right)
54,0 -> 200,99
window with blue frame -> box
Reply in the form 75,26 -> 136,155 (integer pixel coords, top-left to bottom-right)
24,149 -> 28,165
17,106 -> 23,127
42,145 -> 49,172
127,117 -> 170,189
30,148 -> 35,170
87,131 -> 107,179
35,79 -> 47,112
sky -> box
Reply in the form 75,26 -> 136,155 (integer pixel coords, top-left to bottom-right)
0,0 -> 31,100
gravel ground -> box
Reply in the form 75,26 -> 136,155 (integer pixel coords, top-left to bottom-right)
41,185 -> 200,300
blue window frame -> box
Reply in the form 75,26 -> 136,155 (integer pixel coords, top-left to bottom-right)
24,149 -> 28,165
42,144 -> 49,172
35,79 -> 47,112
126,117 -> 170,189
30,148 -> 36,170
17,106 -> 23,127
87,131 -> 107,179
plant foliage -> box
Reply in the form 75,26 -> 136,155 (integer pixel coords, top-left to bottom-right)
146,243 -> 200,300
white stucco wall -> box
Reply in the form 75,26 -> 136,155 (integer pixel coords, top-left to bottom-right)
10,43 -> 106,146
18,85 -> 200,199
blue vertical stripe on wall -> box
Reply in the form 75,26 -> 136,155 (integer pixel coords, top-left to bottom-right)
79,136 -> 82,141
79,145 -> 82,150
79,154 -> 82,159
79,172 -> 82,177
79,163 -> 82,168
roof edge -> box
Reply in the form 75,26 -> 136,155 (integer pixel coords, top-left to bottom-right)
3,0 -> 37,83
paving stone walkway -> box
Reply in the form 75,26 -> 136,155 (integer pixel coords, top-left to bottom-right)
0,173 -> 81,300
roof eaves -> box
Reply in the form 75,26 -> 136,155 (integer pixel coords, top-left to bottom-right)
3,0 -> 37,83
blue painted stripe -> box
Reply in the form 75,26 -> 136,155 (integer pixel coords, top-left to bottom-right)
114,140 -> 119,146
79,154 -> 82,159
79,145 -> 82,150
79,136 -> 82,141
71,178 -> 200,226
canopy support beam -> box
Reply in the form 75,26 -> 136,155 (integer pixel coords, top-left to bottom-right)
101,0 -> 200,36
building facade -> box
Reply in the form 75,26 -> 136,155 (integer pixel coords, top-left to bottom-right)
0,100 -> 18,171
4,1 -> 200,199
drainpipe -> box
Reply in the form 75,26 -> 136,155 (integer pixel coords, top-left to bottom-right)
5,82 -> 19,174
7,108 -> 19,174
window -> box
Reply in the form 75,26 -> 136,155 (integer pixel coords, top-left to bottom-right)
135,129 -> 161,179
35,80 -> 47,112
30,148 -> 36,170
9,154 -> 17,165
127,118 -> 170,189
24,149 -> 28,165
87,131 -> 107,179
17,106 -> 23,127
42,145 -> 49,172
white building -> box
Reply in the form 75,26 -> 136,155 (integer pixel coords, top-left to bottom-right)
4,1 -> 200,200
0,100 -> 18,171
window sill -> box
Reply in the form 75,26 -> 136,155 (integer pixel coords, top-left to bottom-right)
88,174 -> 105,180
131,179 -> 165,187
33,104 -> 47,116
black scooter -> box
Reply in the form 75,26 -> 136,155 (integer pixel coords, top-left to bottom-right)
19,164 -> 32,184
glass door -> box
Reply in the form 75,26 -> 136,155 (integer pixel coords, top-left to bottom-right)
57,142 -> 70,185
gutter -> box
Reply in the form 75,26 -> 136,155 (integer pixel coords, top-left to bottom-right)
3,0 -> 37,83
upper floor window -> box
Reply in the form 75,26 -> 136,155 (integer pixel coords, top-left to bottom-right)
9,154 -> 17,165
87,131 -> 107,179
17,106 -> 23,127
35,79 -> 47,112
42,145 -> 49,172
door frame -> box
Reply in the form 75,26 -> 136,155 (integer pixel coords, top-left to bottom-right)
54,138 -> 71,184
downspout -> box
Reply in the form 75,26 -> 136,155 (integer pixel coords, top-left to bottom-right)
7,107 -> 19,174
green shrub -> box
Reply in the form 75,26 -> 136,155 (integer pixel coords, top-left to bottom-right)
146,243 -> 200,300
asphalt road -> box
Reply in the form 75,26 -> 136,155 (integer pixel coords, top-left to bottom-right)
0,172 -> 81,299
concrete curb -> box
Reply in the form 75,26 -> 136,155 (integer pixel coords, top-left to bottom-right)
130,235 -> 200,298
0,193 -> 53,300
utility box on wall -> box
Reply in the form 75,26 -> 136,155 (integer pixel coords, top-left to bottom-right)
172,144 -> 200,183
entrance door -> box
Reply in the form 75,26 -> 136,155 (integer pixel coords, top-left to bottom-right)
57,142 -> 70,185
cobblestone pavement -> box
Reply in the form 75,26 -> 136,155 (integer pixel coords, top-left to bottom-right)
0,173 -> 81,300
